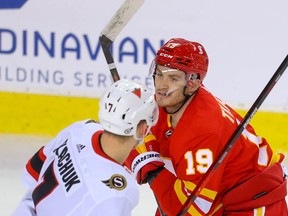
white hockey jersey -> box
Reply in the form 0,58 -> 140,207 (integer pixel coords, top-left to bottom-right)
12,119 -> 139,216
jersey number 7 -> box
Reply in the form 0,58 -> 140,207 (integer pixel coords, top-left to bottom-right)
32,161 -> 59,206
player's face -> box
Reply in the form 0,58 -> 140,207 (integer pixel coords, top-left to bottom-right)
154,65 -> 187,111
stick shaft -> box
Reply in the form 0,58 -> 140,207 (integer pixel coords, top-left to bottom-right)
99,1 -> 167,214
99,0 -> 145,82
99,34 -> 120,81
100,0 -> 145,41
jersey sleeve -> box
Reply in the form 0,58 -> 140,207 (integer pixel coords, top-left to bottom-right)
23,146 -> 47,187
14,142 -> 52,215
11,191 -> 36,216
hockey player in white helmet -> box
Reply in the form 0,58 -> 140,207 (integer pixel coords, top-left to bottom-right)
12,79 -> 158,216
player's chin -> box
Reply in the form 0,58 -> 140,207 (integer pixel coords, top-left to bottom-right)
156,99 -> 171,108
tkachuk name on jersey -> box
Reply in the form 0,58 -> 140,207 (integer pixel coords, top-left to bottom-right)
53,139 -> 81,193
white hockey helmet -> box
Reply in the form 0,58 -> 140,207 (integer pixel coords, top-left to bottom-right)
99,79 -> 158,139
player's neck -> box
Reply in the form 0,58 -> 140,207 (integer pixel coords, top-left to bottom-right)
101,132 -> 136,164
170,96 -> 193,128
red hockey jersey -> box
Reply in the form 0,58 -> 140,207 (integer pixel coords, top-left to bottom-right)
149,86 -> 285,215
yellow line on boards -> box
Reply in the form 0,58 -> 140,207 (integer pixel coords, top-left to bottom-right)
0,92 -> 287,153
237,110 -> 288,153
0,92 -> 99,136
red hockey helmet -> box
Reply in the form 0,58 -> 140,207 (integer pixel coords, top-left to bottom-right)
153,38 -> 209,81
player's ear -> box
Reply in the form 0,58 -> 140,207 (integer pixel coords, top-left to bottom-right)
187,79 -> 200,92
136,120 -> 148,138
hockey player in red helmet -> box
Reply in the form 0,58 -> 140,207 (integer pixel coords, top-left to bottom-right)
125,38 -> 288,216
153,38 -> 209,81
149,38 -> 209,114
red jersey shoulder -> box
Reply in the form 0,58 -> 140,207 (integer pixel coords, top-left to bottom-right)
179,87 -> 226,134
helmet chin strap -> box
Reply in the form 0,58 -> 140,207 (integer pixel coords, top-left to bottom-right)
164,85 -> 199,115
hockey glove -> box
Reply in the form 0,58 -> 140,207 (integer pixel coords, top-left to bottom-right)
124,134 -> 164,184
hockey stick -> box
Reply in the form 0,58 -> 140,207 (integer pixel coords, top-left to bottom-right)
99,2 -> 168,215
177,54 -> 288,216
99,1 -> 167,215
99,0 -> 145,82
